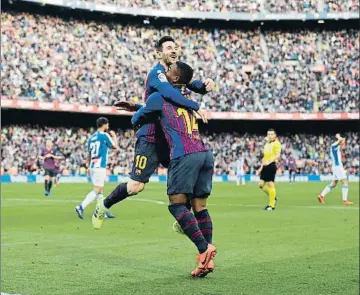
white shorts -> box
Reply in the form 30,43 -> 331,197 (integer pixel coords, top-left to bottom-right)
237,171 -> 244,178
90,168 -> 106,187
332,166 -> 346,181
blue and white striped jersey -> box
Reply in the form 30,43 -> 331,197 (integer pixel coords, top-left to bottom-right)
87,131 -> 115,168
330,141 -> 343,167
236,157 -> 245,173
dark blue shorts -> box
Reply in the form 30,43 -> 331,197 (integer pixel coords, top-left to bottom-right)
167,150 -> 214,197
44,168 -> 57,177
130,138 -> 170,183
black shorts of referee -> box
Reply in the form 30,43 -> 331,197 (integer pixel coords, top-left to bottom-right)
260,162 -> 277,182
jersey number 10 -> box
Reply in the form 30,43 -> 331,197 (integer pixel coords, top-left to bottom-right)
177,108 -> 199,135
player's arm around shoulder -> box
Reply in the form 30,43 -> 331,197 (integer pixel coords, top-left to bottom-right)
149,68 -> 200,111
187,78 -> 215,94
131,93 -> 163,128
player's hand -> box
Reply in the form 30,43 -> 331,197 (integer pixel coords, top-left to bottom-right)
196,109 -> 209,123
114,101 -> 137,112
86,168 -> 91,177
109,130 -> 116,137
181,87 -> 192,99
204,78 -> 215,92
255,169 -> 261,176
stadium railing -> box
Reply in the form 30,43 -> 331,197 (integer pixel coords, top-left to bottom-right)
19,0 -> 359,21
1,98 -> 358,121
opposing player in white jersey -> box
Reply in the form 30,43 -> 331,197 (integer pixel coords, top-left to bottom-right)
317,134 -> 353,205
75,117 -> 119,219
236,155 -> 246,186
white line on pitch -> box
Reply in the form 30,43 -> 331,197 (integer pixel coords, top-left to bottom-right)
1,198 -> 358,210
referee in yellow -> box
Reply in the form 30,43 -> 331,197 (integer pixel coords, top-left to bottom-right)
257,129 -> 282,211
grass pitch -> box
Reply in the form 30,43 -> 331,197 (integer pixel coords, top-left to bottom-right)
1,182 -> 359,295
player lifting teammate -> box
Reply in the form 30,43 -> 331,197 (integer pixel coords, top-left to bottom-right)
131,61 -> 216,278
92,36 -> 214,227
317,134 -> 353,205
257,129 -> 282,211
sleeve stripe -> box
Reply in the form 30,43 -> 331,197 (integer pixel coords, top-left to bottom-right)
106,133 -> 115,147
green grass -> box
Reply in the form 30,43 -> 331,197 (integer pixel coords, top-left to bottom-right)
1,182 -> 359,295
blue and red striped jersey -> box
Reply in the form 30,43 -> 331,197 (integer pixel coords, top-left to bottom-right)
132,92 -> 208,159
135,63 -> 206,143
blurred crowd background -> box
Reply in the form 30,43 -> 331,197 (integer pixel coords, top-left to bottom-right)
81,0 -> 359,13
1,10 -> 358,113
1,2 -> 358,178
2,125 -> 358,176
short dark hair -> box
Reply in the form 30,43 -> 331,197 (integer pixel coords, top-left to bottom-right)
176,61 -> 194,85
155,36 -> 175,51
267,128 -> 276,133
96,117 -> 109,128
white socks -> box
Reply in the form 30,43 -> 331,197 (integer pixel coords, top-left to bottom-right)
321,185 -> 333,197
321,184 -> 349,201
342,185 -> 349,201
81,190 -> 99,210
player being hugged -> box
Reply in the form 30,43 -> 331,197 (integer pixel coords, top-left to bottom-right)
131,61 -> 216,278
75,117 -> 118,219
92,36 -> 214,229
38,140 -> 62,196
317,134 -> 353,205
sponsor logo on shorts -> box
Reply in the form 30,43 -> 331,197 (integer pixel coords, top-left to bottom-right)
135,169 -> 142,176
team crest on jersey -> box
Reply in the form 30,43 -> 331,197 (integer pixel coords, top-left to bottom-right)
135,169 -> 142,176
157,70 -> 168,83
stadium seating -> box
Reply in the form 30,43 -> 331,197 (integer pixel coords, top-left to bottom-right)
82,0 -> 358,13
1,11 -> 358,113
2,125 -> 358,176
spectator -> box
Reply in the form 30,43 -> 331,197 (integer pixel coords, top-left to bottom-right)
2,125 -> 358,176
1,11 -> 358,113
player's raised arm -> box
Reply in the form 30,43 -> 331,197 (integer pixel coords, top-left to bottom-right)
187,78 -> 215,95
149,69 -> 200,111
131,93 -> 163,128
333,134 -> 345,146
114,101 -> 143,112
107,131 -> 119,151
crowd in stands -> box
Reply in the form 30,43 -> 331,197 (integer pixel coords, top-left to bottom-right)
1,11 -> 359,113
2,125 -> 359,177
89,0 -> 358,13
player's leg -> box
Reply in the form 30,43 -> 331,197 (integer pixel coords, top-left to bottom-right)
341,178 -> 353,205
44,171 -> 50,196
259,172 -> 270,197
92,140 -> 158,229
167,153 -> 215,261
190,150 -> 215,277
318,180 -> 337,204
241,172 -> 245,185
47,172 -> 55,195
76,168 -> 105,219
289,170 -> 292,183
103,140 -> 156,208
54,172 -> 61,188
262,163 -> 277,210
292,170 -> 296,182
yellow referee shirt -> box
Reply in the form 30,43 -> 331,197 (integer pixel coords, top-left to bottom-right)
263,139 -> 282,163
